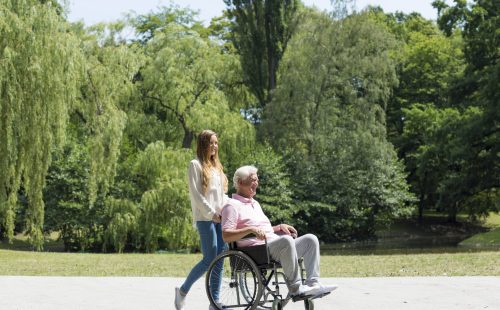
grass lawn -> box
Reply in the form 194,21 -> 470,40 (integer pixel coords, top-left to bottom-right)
1,212 -> 499,277
0,248 -> 498,277
459,213 -> 500,248
459,228 -> 500,247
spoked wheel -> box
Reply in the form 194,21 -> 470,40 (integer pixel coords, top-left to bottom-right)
206,250 -> 264,310
238,269 -> 262,305
304,298 -> 314,310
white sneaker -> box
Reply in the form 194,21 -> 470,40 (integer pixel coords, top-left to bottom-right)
290,284 -> 314,297
307,282 -> 338,296
175,287 -> 186,310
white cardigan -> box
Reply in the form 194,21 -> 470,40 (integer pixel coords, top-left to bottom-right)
187,159 -> 226,225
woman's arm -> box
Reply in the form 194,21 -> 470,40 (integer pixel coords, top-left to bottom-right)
187,160 -> 216,218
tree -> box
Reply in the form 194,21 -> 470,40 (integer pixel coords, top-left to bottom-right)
127,4 -> 204,45
262,10 -> 414,240
366,8 -> 470,222
0,0 -> 83,249
400,104 -> 460,221
43,127 -> 94,251
76,23 -> 144,207
365,9 -> 465,141
224,0 -> 300,113
429,0 -> 500,221
247,144 -> 294,224
140,24 -> 252,149
131,142 -> 197,252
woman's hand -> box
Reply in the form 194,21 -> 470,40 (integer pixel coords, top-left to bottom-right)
212,214 -> 221,223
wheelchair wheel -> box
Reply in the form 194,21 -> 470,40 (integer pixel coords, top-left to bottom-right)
206,250 -> 264,310
238,268 -> 259,304
304,299 -> 314,310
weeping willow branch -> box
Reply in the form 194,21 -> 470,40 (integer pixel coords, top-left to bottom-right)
0,0 -> 83,249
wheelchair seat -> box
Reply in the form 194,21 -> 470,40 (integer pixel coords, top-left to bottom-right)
229,240 -> 282,269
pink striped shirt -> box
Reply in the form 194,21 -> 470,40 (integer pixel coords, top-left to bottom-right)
221,194 -> 279,247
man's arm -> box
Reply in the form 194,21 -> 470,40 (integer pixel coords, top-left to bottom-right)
222,226 -> 266,243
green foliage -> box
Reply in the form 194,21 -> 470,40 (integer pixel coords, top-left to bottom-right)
0,0 -> 83,249
248,144 -> 294,224
133,142 -> 197,252
103,197 -> 139,253
367,9 -> 465,140
224,0 -> 300,111
2,0 -> 496,252
262,10 -> 415,241
77,26 -> 145,206
140,24 -> 251,149
397,0 -> 500,221
127,3 -> 203,44
43,128 -> 93,251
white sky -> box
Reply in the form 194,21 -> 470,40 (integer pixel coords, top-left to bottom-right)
66,0 -> 453,26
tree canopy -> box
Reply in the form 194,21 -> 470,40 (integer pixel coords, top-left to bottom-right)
0,0 -> 497,251
0,0 -> 83,249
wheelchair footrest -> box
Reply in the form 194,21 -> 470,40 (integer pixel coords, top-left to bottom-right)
290,291 -> 331,302
310,291 -> 331,300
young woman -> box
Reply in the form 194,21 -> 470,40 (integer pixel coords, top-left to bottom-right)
175,129 -> 228,310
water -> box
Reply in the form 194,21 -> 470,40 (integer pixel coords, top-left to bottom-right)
320,234 -> 499,255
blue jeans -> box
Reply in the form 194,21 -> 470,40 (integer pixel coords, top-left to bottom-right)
181,221 -> 225,300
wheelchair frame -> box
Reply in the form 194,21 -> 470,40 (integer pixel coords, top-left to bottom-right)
205,237 -> 317,310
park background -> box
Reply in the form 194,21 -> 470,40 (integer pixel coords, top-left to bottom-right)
0,0 -> 498,276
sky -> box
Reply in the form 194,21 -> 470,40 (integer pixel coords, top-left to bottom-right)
66,0 -> 452,26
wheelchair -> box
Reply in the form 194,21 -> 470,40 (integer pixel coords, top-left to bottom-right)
205,237 -> 326,310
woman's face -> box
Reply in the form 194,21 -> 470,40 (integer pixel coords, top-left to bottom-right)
209,135 -> 218,157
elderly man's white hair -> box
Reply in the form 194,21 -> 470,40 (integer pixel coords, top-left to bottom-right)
233,165 -> 258,191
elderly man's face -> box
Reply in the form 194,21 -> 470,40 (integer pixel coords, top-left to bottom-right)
238,173 -> 259,198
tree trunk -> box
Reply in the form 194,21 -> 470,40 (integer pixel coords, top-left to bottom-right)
447,202 -> 458,223
418,192 -> 425,224
267,55 -> 276,103
182,128 -> 194,149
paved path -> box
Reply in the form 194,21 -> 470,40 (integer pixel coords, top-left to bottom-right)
0,276 -> 499,309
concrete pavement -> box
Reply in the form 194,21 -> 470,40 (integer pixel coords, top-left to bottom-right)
0,276 -> 499,309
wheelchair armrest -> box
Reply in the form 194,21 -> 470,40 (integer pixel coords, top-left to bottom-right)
228,233 -> 263,249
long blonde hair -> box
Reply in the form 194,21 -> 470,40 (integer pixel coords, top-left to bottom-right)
196,130 -> 228,194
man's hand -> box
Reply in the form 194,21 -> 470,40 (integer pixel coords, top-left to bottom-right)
251,227 -> 267,240
279,224 -> 298,237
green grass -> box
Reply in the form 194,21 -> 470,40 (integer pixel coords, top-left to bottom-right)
0,248 -> 498,277
459,213 -> 500,248
1,212 -> 498,277
459,228 -> 500,247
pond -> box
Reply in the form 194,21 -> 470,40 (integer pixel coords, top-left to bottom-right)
320,234 -> 499,255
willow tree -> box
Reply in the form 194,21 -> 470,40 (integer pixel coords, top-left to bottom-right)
77,23 -> 145,206
0,0 -> 83,249
132,141 -> 197,252
40,22 -> 145,251
140,24 -> 253,150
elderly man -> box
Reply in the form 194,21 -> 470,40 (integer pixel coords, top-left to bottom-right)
221,165 -> 337,298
